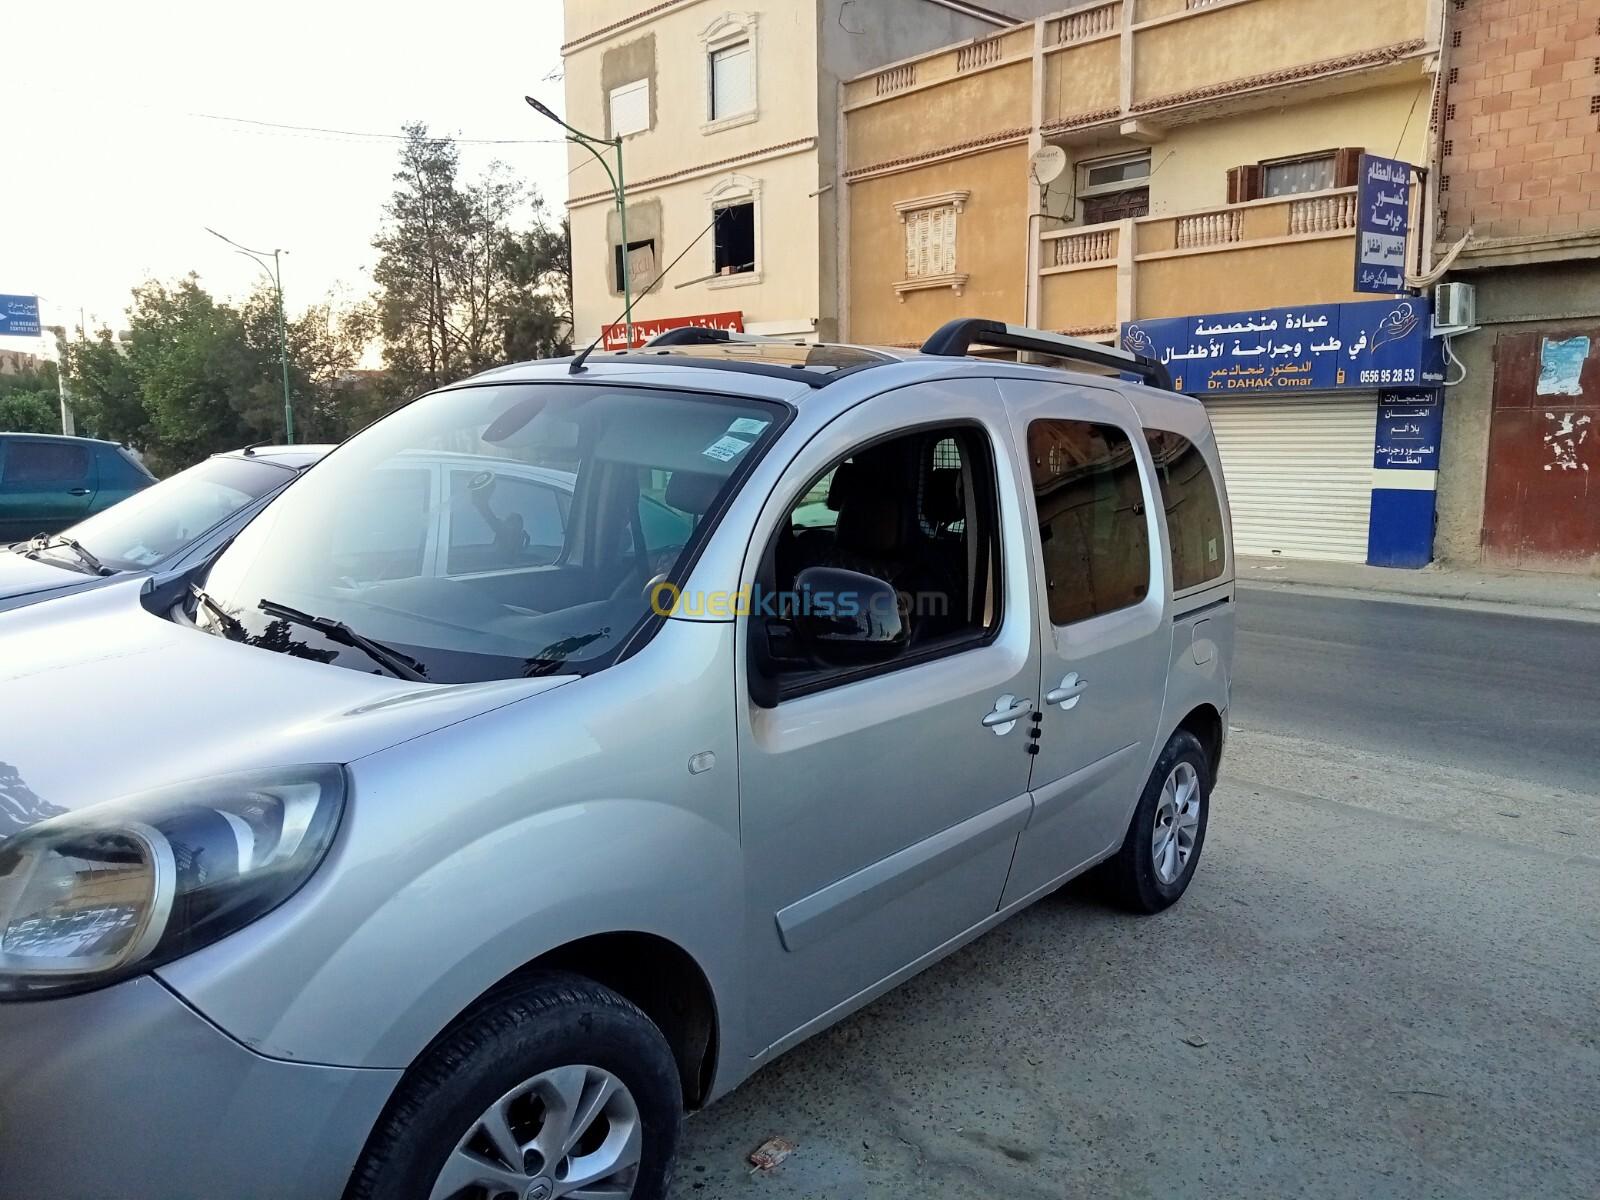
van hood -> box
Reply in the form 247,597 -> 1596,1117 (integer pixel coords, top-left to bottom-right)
0,579 -> 575,841
0,548 -> 105,611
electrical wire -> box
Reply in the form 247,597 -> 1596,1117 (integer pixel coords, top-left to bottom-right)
187,110 -> 565,145
1442,334 -> 1468,387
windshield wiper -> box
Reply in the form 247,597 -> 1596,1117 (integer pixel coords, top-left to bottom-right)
190,584 -> 246,638
25,535 -> 108,576
257,598 -> 429,682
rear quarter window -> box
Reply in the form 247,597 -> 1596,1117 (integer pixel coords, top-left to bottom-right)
1144,428 -> 1226,592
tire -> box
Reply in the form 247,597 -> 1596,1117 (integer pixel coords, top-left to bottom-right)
1100,729 -> 1211,914
346,972 -> 683,1200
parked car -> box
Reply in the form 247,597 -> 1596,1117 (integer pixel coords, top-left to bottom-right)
0,432 -> 156,541
0,444 -> 331,613
0,321 -> 1234,1200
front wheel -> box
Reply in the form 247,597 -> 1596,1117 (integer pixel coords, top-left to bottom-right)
1101,730 -> 1211,914
346,973 -> 683,1200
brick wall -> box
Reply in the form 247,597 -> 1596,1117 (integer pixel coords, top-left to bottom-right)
1439,0 -> 1600,241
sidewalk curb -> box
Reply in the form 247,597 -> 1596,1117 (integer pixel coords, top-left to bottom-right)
1236,578 -> 1600,625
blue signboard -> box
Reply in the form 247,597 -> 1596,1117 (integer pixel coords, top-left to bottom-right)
0,295 -> 41,337
1354,154 -> 1413,294
1374,390 -> 1443,470
1121,297 -> 1444,396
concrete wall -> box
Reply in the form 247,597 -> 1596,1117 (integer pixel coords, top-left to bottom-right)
1132,0 -> 1430,106
1434,259 -> 1600,565
848,144 -> 1031,345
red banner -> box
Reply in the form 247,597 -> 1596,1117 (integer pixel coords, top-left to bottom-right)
602,311 -> 744,351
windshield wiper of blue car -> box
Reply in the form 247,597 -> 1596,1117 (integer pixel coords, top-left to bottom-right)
257,598 -> 429,682
26,535 -> 109,576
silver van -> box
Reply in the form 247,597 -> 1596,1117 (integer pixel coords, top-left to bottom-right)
0,321 -> 1234,1200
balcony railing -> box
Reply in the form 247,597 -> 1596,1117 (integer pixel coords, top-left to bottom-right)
1034,189 -> 1364,330
1044,223 -> 1118,267
1055,1 -> 1122,44
1288,190 -> 1358,234
1175,209 -> 1243,249
874,64 -> 916,96
956,38 -> 1003,71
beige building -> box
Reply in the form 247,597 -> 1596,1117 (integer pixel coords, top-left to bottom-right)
560,0 -> 1064,349
842,0 -> 1454,568
842,0 -> 1444,344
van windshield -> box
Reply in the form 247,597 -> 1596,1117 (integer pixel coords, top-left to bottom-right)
194,382 -> 784,683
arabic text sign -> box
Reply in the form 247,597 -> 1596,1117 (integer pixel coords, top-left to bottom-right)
0,295 -> 41,337
601,310 -> 744,352
1374,390 -> 1443,471
1354,154 -> 1413,294
1122,298 -> 1444,395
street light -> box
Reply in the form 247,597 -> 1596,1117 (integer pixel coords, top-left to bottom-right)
525,95 -> 633,348
205,226 -> 294,444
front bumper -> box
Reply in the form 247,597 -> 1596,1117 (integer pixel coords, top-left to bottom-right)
0,975 -> 401,1200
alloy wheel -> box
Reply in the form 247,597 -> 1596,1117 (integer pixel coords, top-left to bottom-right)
429,1064 -> 642,1200
1151,760 -> 1202,886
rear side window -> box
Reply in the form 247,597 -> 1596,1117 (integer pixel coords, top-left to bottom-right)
1144,429 -> 1226,592
99,447 -> 155,487
1027,419 -> 1150,626
2,441 -> 89,484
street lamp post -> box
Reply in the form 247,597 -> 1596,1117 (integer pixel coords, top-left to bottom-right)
205,227 -> 294,444
525,96 -> 633,349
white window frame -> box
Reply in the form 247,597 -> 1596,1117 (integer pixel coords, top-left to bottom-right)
705,174 -> 763,288
608,78 -> 650,139
700,11 -> 760,134
893,191 -> 969,300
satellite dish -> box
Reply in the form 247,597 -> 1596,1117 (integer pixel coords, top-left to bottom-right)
1030,145 -> 1068,186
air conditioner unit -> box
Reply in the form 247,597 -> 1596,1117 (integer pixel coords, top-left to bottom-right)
1433,282 -> 1477,335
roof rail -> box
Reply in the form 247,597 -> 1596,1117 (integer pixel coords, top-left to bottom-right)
645,327 -> 804,348
920,319 -> 1173,392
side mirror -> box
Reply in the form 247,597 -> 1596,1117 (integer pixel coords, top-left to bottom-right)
791,566 -> 907,667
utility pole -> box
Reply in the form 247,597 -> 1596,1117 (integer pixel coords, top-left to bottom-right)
525,96 -> 633,348
206,227 -> 295,443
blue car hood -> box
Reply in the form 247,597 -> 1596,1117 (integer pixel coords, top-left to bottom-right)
0,579 -> 575,841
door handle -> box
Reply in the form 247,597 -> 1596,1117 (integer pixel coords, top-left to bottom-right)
67,487 -> 92,496
982,694 -> 1034,734
1045,673 -> 1088,709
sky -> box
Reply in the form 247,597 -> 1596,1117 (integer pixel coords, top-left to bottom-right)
0,0 -> 573,355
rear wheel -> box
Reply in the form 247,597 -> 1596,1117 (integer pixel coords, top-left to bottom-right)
347,973 -> 682,1200
1101,730 -> 1211,914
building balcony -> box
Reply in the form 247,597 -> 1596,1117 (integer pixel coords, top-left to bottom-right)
1042,0 -> 1434,139
1036,187 -> 1368,335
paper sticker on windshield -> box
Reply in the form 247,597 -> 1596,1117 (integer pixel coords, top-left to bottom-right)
727,416 -> 768,436
702,434 -> 753,463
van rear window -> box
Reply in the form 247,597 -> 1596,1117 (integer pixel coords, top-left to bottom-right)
1144,429 -> 1226,592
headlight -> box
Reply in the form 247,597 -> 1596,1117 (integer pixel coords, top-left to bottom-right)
0,765 -> 344,1000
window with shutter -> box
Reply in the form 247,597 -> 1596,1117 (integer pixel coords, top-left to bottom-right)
904,205 -> 957,279
710,41 -> 754,120
608,79 -> 649,138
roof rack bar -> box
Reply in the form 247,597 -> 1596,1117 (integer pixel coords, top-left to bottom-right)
920,319 -> 1173,392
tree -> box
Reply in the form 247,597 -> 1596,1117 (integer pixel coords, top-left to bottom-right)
62,330 -> 146,446
0,366 -> 59,433
373,123 -> 471,395
372,125 -> 573,399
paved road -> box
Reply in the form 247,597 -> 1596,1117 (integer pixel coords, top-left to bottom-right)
1233,588 -> 1600,792
668,591 -> 1600,1200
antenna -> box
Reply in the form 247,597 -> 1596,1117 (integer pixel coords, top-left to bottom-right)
569,209 -> 728,374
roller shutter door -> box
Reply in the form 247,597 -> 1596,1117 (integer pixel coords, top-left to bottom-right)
1206,395 -> 1376,563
